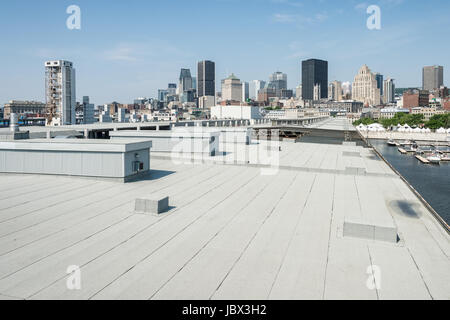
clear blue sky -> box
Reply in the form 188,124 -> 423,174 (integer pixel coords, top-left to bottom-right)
0,0 -> 449,105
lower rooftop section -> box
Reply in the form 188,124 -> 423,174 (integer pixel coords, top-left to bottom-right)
110,130 -> 220,156
0,131 -> 30,141
0,139 -> 152,182
0,139 -> 448,300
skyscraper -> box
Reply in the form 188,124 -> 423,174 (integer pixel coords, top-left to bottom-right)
375,73 -> 384,97
242,82 -> 249,102
352,65 -> 381,106
423,65 -> 444,91
302,59 -> 328,100
178,69 -> 194,103
295,85 -> 302,99
82,96 -> 95,124
198,60 -> 215,97
222,74 -> 242,102
268,71 -> 287,97
179,69 -> 193,93
158,89 -> 168,102
167,83 -> 177,96
328,81 -> 342,101
383,78 -> 395,104
45,60 -> 76,126
249,80 -> 266,100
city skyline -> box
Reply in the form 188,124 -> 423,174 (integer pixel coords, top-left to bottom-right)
0,0 -> 449,105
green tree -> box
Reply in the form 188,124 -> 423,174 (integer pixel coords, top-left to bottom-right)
425,114 -> 450,129
380,113 -> 424,128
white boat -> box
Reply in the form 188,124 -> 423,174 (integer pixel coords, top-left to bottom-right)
400,140 -> 415,146
437,151 -> 450,161
387,139 -> 396,146
403,142 -> 419,153
426,153 -> 441,164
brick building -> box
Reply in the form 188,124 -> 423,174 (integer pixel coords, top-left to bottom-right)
258,87 -> 276,105
402,90 -> 429,111
443,98 -> 450,111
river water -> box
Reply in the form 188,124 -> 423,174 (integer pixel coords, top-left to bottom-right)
370,139 -> 450,224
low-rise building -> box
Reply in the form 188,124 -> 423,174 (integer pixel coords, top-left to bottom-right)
361,107 -> 382,120
443,98 -> 450,111
279,98 -> 303,109
313,100 -> 363,113
265,110 -> 285,120
151,110 -> 177,122
265,108 -> 329,120
198,96 -> 215,109
379,107 -> 410,119
258,87 -> 276,105
3,100 -> 46,119
411,107 -> 447,121
211,105 -> 261,120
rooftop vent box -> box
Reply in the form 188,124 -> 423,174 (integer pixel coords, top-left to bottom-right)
135,197 -> 169,215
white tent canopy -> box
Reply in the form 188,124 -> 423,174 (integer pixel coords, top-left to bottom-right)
367,123 -> 384,132
357,124 -> 368,131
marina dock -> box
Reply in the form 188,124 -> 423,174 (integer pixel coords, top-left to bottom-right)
415,155 -> 431,164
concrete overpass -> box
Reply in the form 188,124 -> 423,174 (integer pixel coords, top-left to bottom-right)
253,117 -> 361,143
0,117 -> 318,139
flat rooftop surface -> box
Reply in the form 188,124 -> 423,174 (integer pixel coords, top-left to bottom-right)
0,139 -> 449,300
307,117 -> 357,131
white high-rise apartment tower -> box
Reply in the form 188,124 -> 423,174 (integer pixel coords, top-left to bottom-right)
45,60 -> 76,126
383,78 -> 395,104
